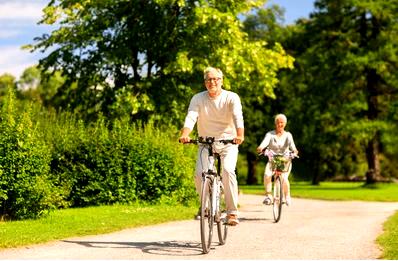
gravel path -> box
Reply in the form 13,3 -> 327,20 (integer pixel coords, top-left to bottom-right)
0,194 -> 397,259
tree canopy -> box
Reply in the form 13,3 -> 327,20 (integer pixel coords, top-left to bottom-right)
274,0 -> 398,183
28,0 -> 293,123
15,0 -> 397,184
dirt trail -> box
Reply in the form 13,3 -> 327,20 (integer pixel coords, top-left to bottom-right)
0,194 -> 397,259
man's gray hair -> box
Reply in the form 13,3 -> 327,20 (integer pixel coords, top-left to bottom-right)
274,113 -> 287,124
203,67 -> 223,80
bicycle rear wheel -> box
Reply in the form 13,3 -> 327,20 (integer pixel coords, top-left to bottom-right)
272,175 -> 283,222
216,184 -> 228,245
200,177 -> 213,254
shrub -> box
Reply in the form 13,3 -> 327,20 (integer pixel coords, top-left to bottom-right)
0,92 -> 198,219
0,90 -> 61,220
47,116 -> 197,207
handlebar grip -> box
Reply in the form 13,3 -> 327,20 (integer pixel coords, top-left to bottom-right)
220,139 -> 235,144
179,139 -> 198,144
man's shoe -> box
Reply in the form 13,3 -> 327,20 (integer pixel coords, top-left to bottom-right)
286,196 -> 292,206
262,195 -> 273,205
226,214 -> 239,226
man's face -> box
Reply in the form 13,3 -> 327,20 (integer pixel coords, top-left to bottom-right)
204,70 -> 223,97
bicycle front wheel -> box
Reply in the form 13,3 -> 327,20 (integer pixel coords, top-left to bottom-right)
272,175 -> 283,223
200,177 -> 213,254
216,184 -> 228,245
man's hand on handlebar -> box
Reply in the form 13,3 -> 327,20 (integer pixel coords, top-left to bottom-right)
233,136 -> 244,145
179,135 -> 191,144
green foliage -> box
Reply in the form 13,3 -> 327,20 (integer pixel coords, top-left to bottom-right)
29,0 -> 293,124
270,0 -> 398,183
0,90 -> 198,220
229,4 -> 295,184
43,114 -> 197,207
0,73 -> 17,99
18,66 -> 41,91
0,90 -> 61,220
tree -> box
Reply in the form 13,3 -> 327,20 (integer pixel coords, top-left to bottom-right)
240,5 -> 295,184
28,0 -> 293,124
243,4 -> 286,43
17,66 -> 42,102
282,0 -> 398,184
18,66 -> 41,91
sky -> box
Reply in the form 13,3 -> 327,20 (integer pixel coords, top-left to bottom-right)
0,0 -> 316,80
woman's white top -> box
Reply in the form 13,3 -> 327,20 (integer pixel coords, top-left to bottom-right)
258,130 -> 297,154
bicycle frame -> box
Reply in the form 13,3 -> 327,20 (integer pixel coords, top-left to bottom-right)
185,136 -> 233,253
202,141 -> 221,220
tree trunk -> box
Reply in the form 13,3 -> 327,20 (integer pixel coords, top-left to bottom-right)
360,11 -> 383,184
365,132 -> 381,184
365,68 -> 381,184
246,152 -> 258,185
311,156 -> 321,185
311,172 -> 320,185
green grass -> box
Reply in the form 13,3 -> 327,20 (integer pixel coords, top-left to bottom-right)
377,211 -> 398,259
0,203 -> 196,249
240,181 -> 398,201
241,181 -> 398,260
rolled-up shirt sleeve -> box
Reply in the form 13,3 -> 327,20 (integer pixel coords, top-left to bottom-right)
232,94 -> 244,129
183,96 -> 199,130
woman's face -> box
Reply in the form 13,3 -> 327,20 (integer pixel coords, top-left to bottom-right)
275,118 -> 286,133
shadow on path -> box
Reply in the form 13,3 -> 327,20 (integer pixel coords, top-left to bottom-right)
62,239 -> 209,256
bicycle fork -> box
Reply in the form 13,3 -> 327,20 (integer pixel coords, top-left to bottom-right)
213,176 -> 221,220
202,173 -> 218,218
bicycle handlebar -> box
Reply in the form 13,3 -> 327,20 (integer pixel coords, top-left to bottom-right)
181,136 -> 235,145
260,148 -> 299,159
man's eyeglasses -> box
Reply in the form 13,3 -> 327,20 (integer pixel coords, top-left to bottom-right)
205,77 -> 222,83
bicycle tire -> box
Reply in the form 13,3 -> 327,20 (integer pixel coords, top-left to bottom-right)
216,184 -> 228,245
200,177 -> 213,254
272,175 -> 283,222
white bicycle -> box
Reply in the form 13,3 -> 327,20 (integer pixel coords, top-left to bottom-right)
184,137 -> 234,254
260,148 -> 298,222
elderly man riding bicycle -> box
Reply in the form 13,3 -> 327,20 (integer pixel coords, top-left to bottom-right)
179,67 -> 244,226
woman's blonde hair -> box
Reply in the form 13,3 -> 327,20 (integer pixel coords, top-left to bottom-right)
274,113 -> 287,124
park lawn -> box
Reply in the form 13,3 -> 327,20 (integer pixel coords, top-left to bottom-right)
240,181 -> 398,202
0,203 -> 197,249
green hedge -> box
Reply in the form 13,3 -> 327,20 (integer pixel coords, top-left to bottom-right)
0,90 -> 198,220
47,117 -> 197,207
0,91 -> 61,220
